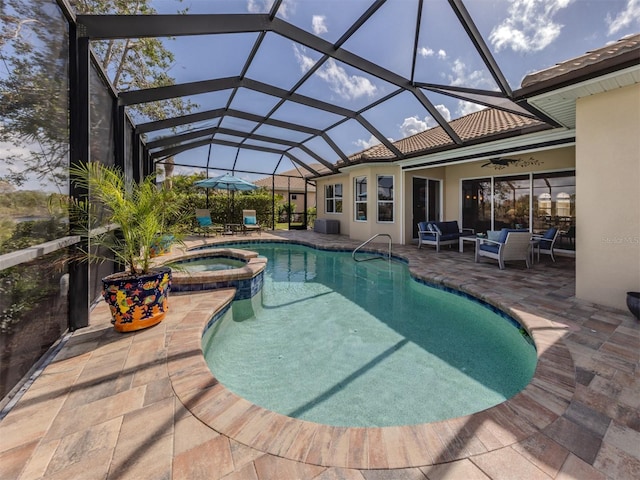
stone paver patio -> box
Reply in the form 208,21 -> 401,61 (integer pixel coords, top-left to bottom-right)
0,230 -> 638,479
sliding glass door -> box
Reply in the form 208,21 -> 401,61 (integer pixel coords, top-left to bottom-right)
533,172 -> 575,249
462,171 -> 575,250
493,174 -> 530,230
461,178 -> 491,233
412,177 -> 441,238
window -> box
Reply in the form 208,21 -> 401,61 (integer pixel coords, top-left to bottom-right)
377,175 -> 394,222
291,194 -> 297,200
325,183 -> 342,213
354,176 -> 367,221
533,171 -> 575,250
462,171 -> 575,251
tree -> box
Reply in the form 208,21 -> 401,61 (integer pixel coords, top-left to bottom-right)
72,0 -> 196,122
0,0 -> 70,190
0,0 -> 195,191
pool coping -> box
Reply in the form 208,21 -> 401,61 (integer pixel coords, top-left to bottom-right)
159,247 -> 266,285
166,241 -> 576,469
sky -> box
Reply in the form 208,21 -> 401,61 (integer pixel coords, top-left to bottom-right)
2,0 -> 639,190
140,0 -> 640,180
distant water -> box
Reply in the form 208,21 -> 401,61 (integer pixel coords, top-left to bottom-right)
13,216 -> 52,223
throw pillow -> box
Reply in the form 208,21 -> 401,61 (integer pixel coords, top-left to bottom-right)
244,216 -> 257,225
197,216 -> 212,226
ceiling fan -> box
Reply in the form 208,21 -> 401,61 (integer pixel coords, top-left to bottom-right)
481,157 -> 520,168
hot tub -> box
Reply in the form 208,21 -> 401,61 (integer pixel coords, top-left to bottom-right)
162,248 -> 267,299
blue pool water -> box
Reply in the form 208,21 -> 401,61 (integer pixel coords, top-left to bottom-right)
202,242 -> 537,427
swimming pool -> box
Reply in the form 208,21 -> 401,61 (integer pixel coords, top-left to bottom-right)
202,242 -> 537,427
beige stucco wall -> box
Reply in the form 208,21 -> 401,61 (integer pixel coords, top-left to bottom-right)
316,172 -> 350,236
316,165 -> 403,243
575,83 -> 640,310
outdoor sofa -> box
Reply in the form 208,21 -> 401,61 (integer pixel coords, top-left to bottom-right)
417,220 -> 474,252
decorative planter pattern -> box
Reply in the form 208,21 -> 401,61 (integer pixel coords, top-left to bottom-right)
102,267 -> 171,332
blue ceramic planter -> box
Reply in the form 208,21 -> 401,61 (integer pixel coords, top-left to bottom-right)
102,267 -> 172,332
627,292 -> 640,320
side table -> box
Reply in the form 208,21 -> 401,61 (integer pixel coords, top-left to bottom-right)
459,235 -> 479,253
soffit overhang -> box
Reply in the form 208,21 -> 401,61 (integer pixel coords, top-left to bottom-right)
398,127 -> 575,170
520,65 -> 640,129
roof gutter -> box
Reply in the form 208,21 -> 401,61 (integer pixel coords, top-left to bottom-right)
514,49 -> 640,100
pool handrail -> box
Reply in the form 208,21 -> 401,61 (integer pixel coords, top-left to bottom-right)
352,234 -> 392,262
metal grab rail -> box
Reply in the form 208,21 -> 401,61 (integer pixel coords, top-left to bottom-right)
352,234 -> 392,262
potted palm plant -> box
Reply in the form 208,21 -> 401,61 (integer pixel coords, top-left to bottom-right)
70,162 -> 185,332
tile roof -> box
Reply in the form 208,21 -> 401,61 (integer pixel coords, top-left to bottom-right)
319,35 -> 638,175
254,166 -> 317,191
520,33 -> 640,89
343,108 -> 547,164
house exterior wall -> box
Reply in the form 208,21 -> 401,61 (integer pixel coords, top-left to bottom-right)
316,165 -> 403,243
316,172 -> 350,237
576,83 -> 640,310
319,148 -> 577,246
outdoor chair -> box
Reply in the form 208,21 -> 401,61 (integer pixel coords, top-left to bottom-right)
242,209 -> 262,235
560,225 -> 575,248
476,229 -> 531,269
195,209 -> 224,236
532,227 -> 559,262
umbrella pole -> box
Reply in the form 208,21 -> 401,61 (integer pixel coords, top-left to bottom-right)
205,141 -> 213,210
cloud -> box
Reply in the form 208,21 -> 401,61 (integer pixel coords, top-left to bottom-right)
606,0 -> 640,35
293,44 -> 317,73
247,0 -> 273,13
489,0 -> 573,52
312,15 -> 328,35
247,0 -> 294,18
293,46 -> 377,99
354,135 -> 384,150
448,59 -> 495,89
435,104 -> 451,122
315,58 -> 377,100
457,101 -> 487,117
400,116 -> 429,136
418,47 -> 446,59
419,46 -> 434,57
398,105 -> 451,137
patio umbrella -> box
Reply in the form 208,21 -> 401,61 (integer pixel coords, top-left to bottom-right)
194,173 -> 258,192
194,173 -> 258,218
